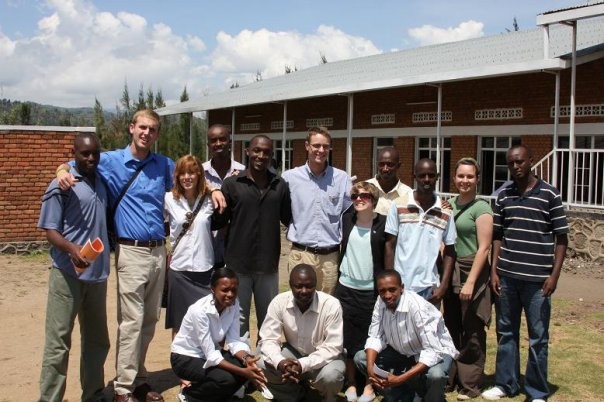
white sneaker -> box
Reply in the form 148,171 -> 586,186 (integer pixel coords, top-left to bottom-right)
413,394 -> 422,402
177,391 -> 187,402
532,399 -> 546,402
456,393 -> 471,400
481,387 -> 507,400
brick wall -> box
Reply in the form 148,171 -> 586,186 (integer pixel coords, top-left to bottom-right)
0,127 -> 93,247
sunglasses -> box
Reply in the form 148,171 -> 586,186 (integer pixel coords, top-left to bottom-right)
182,211 -> 194,230
351,192 -> 372,201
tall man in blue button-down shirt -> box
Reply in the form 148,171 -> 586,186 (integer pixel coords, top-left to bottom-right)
282,127 -> 353,295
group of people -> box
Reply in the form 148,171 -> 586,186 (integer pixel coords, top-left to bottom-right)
37,108 -> 568,402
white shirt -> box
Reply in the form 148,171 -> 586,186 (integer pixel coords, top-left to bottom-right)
164,192 -> 214,272
365,290 -> 458,368
203,159 -> 245,188
365,177 -> 412,216
259,291 -> 343,374
171,294 -> 250,368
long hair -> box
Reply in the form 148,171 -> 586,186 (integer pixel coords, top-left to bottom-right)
171,154 -> 208,199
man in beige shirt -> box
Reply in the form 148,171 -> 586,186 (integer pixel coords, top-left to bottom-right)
365,146 -> 412,215
258,264 -> 345,402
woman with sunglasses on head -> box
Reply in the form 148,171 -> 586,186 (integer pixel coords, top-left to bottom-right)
443,157 -> 493,401
334,181 -> 387,402
164,155 -> 216,338
171,267 -> 268,402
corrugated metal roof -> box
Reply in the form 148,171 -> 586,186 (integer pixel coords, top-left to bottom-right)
157,17 -> 604,115
542,0 -> 604,15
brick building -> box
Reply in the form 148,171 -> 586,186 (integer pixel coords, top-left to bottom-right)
0,126 -> 95,251
158,5 -> 604,206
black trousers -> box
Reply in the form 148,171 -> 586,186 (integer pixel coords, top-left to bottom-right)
171,351 -> 247,402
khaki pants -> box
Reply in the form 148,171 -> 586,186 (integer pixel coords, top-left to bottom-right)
113,244 -> 166,395
287,249 -> 339,295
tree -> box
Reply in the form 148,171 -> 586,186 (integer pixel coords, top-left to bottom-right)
146,87 -> 155,110
255,70 -> 263,81
19,103 -> 31,125
135,83 -> 146,111
319,52 -> 328,64
506,17 -> 519,32
284,65 -> 298,74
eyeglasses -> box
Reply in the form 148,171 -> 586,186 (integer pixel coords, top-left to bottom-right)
309,143 -> 331,151
351,192 -> 372,201
182,211 -> 194,230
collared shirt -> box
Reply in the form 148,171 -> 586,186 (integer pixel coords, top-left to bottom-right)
38,168 -> 110,283
493,179 -> 569,281
365,177 -> 413,216
385,193 -> 457,292
215,170 -> 291,274
164,192 -> 214,272
259,290 -> 343,374
171,294 -> 250,368
96,145 -> 174,241
282,163 -> 352,247
202,159 -> 245,188
365,290 -> 458,367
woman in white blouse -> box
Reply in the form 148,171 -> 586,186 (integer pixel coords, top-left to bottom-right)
164,155 -> 215,337
171,267 -> 267,401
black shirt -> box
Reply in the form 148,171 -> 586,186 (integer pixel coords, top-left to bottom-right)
215,170 -> 292,274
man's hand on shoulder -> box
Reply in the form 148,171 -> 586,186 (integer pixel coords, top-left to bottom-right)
210,188 -> 226,213
56,164 -> 77,190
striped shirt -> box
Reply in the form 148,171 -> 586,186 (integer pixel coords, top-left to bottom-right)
365,290 -> 458,368
493,179 -> 568,281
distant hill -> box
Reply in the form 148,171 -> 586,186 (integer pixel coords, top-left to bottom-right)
0,99 -> 114,127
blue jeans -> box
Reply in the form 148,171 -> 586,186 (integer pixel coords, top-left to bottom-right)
494,276 -> 551,400
354,346 -> 452,402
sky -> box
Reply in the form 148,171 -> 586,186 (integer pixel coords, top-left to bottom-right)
0,0 -> 587,109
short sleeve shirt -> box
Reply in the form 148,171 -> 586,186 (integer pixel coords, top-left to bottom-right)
451,197 -> 492,258
38,169 -> 110,283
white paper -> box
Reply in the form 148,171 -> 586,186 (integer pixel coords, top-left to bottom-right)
373,363 -> 390,378
260,385 -> 274,400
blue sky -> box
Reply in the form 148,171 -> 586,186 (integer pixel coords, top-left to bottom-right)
0,0 -> 585,108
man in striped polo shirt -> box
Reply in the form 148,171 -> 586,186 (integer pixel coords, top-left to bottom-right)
482,144 -> 568,402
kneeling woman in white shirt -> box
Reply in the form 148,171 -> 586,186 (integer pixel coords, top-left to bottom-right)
171,267 -> 267,402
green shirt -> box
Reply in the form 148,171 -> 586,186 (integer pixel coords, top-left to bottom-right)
451,197 -> 492,258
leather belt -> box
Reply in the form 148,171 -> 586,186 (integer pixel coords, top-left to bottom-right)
117,238 -> 165,248
292,242 -> 339,255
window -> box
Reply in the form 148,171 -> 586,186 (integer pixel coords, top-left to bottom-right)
475,108 -> 523,120
240,122 -> 260,131
371,114 -> 395,125
551,104 -> 604,118
480,136 -> 521,195
417,137 -> 451,192
305,117 -> 333,127
412,111 -> 452,123
274,139 -> 293,172
271,120 -> 294,130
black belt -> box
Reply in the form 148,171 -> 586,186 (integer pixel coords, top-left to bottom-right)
292,242 -> 339,255
117,238 -> 165,248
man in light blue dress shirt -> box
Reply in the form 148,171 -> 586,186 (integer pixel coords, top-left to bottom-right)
281,127 -> 352,295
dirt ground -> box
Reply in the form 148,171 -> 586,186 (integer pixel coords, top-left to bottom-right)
0,247 -> 602,402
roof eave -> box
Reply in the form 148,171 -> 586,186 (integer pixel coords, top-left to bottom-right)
156,58 -> 567,115
537,3 -> 604,25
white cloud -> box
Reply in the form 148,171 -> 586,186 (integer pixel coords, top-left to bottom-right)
0,0 -> 380,108
211,25 -> 381,87
408,20 -> 484,46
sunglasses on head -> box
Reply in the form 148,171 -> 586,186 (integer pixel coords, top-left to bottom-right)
351,192 -> 372,201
